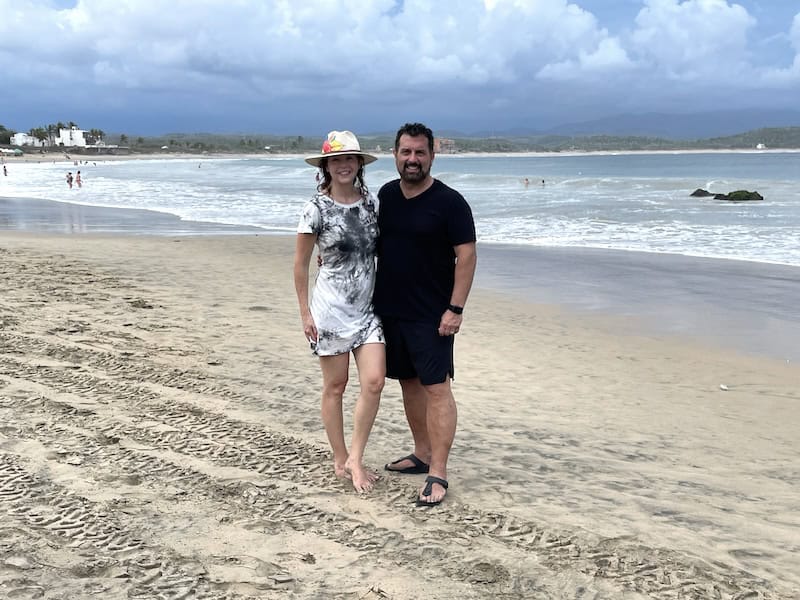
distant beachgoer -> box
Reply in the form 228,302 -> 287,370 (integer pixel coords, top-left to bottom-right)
523,177 -> 529,188
293,130 -> 384,494
76,171 -> 82,188
541,179 -> 545,187
66,172 -> 73,189
3,165 -> 7,176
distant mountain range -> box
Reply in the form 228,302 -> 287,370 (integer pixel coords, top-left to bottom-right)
17,111 -> 795,155
464,109 -> 800,141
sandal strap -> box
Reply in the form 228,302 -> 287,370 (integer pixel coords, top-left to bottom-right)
424,475 -> 449,491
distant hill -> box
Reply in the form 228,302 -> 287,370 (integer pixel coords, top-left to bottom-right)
699,127 -> 800,148
10,124 -> 799,156
414,127 -> 800,153
501,109 -> 800,140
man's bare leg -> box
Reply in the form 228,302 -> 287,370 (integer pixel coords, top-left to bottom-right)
344,343 -> 385,492
418,379 -> 456,504
384,377 -> 432,472
319,354 -> 350,479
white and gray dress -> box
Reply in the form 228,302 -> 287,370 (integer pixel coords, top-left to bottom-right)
297,191 -> 383,356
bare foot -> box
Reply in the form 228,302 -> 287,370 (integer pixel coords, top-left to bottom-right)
334,461 -> 351,480
345,460 -> 378,493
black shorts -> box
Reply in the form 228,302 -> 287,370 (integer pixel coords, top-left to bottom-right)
382,317 -> 454,385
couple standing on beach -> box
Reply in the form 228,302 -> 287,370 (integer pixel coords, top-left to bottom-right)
293,123 -> 477,506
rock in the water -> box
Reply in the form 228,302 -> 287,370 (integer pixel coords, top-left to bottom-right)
726,190 -> 764,201
691,189 -> 764,201
713,190 -> 764,202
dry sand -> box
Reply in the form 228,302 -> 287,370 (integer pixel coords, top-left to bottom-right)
1,233 -> 797,599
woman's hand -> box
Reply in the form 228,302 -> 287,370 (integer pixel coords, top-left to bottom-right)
302,311 -> 318,344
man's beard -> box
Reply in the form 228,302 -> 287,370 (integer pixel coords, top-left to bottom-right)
400,162 -> 428,183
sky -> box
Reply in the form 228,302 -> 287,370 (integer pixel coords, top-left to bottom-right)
1,0 -> 799,136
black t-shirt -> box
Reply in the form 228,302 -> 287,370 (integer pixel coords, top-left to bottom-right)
373,178 -> 476,322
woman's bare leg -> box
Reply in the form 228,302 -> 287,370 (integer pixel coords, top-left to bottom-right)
319,353 -> 350,478
344,343 -> 385,492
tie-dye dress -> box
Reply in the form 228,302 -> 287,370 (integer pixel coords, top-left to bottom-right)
297,191 -> 384,356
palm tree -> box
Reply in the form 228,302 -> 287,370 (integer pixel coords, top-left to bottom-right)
29,128 -> 48,145
87,128 -> 105,144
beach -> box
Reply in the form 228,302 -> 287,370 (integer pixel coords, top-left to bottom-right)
1,222 -> 798,598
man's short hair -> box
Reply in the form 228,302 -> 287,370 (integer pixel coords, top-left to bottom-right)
395,122 -> 434,153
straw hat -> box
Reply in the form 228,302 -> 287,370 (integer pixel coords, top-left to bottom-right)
305,130 -> 378,167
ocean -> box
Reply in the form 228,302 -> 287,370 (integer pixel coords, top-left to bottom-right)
2,150 -> 799,266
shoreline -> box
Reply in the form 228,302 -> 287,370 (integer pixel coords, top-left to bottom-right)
3,146 -> 800,164
1,232 -> 797,598
2,191 -> 798,268
3,195 -> 799,363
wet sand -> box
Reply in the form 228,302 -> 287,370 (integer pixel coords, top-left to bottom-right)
477,244 -> 800,362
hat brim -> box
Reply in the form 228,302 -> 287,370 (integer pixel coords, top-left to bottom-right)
305,151 -> 378,167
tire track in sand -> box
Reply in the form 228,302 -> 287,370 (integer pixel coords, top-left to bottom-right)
0,348 -> 782,599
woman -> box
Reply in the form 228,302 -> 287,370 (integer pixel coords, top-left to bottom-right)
293,130 -> 384,493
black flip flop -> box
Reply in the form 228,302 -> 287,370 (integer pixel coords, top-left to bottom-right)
384,453 -> 430,474
416,475 -> 448,507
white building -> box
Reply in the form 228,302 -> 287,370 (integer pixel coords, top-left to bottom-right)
11,132 -> 48,147
55,126 -> 88,147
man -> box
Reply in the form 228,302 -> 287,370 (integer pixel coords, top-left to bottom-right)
373,122 -> 477,506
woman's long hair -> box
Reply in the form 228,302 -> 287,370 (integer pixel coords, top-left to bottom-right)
316,156 -> 369,198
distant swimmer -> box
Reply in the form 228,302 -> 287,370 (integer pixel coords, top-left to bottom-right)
3,165 -> 7,177
66,172 -> 73,189
523,177 -> 529,188
76,171 -> 82,188
541,179 -> 545,187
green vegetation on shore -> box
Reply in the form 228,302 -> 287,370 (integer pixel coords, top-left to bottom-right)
3,124 -> 800,155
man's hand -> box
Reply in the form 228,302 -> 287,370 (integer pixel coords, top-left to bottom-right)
438,310 -> 462,336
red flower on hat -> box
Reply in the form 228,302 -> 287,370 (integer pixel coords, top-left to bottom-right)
322,140 -> 332,153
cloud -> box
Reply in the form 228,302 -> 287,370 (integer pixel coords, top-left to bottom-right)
629,0 -> 756,81
538,37 -> 634,80
0,0 -> 798,133
760,11 -> 800,84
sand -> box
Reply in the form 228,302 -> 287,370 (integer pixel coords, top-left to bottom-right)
1,232 -> 798,599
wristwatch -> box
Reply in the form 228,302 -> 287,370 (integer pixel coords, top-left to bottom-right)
447,304 -> 464,315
